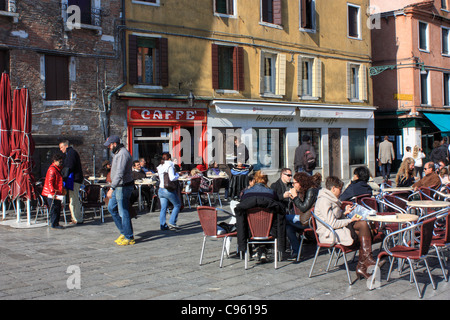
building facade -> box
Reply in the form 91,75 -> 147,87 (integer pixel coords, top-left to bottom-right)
121,0 -> 376,180
371,0 -> 450,164
0,0 -> 125,179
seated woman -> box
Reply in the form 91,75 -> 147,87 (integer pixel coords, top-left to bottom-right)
285,172 -> 320,260
395,157 -> 416,187
315,176 -> 376,279
339,166 -> 373,202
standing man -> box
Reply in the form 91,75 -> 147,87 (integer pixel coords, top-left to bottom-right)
378,136 -> 395,181
104,135 -> 135,246
294,135 -> 316,175
59,140 -> 84,224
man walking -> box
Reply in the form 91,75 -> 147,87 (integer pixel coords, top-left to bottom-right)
104,135 -> 135,246
378,136 -> 395,181
59,140 -> 83,224
294,135 -> 316,175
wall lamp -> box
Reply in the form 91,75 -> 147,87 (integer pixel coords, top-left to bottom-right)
187,91 -> 195,107
369,60 -> 426,76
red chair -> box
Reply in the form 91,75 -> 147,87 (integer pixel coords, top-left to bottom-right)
292,204 -> 314,262
369,217 -> 437,298
200,178 -> 223,207
431,210 -> 450,282
182,177 -> 202,209
308,210 -> 359,285
245,207 -> 278,270
197,206 -> 237,268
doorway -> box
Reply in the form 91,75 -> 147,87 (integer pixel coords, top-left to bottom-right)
328,128 -> 341,178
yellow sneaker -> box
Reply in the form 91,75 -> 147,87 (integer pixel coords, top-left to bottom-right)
117,238 -> 135,246
114,234 -> 125,244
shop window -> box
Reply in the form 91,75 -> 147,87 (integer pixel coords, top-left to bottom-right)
215,0 -> 235,16
260,51 -> 286,96
298,128 -> 321,167
300,0 -> 315,31
211,44 -> 244,91
261,0 -> 282,26
348,4 -> 360,39
349,129 -> 366,165
211,127 -> 243,164
252,128 -> 285,170
45,55 -> 70,101
298,56 -> 322,99
129,35 -> 168,86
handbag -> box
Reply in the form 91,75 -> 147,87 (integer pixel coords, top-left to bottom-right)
163,172 -> 178,191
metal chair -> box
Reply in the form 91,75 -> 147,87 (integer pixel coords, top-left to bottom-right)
430,209 -> 450,282
245,207 -> 278,270
197,206 -> 237,268
182,177 -> 202,208
308,210 -> 359,285
369,217 -> 437,298
80,184 -> 105,223
200,178 -> 223,207
291,204 -> 314,262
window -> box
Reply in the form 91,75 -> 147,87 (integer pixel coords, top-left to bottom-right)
298,128 -> 321,167
419,21 -> 429,51
252,128 -> 285,170
0,0 -> 6,11
444,73 -> 450,106
347,63 -> 367,101
128,35 -> 168,86
211,44 -> 244,91
442,0 -> 448,10
132,0 -> 160,5
0,50 -> 9,74
420,70 -> 430,105
260,51 -> 286,96
300,0 -> 315,31
68,0 -> 91,25
298,56 -> 322,99
443,27 -> 450,55
214,0 -> 235,16
261,0 -> 282,26
45,55 -> 70,101
348,129 -> 366,165
348,4 -> 360,39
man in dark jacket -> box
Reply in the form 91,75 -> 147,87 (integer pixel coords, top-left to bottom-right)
270,168 -> 293,211
294,135 -> 316,174
59,140 -> 83,224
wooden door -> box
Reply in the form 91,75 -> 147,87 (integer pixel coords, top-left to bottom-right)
328,128 -> 341,178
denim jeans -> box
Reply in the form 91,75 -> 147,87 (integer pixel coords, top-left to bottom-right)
108,185 -> 134,240
158,187 -> 181,226
285,214 -> 308,254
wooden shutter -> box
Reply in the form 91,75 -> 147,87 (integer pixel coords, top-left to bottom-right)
273,0 -> 282,26
233,46 -> 244,91
346,62 -> 352,99
276,53 -> 286,95
45,55 -> 69,101
128,35 -> 138,85
159,37 -> 169,87
211,44 -> 219,89
313,58 -> 322,98
359,64 -> 367,101
297,56 -> 303,96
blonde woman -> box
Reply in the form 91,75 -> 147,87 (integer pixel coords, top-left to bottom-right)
412,145 -> 426,179
395,157 -> 416,187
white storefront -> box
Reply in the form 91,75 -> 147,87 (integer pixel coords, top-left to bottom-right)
207,100 -> 376,181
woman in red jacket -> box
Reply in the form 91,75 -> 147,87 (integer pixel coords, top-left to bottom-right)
42,153 -> 66,229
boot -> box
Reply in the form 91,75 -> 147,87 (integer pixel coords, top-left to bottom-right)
356,236 -> 375,279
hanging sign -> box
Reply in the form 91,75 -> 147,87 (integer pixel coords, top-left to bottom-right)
128,107 -> 207,122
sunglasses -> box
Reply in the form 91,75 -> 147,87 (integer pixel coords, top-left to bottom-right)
284,173 -> 292,177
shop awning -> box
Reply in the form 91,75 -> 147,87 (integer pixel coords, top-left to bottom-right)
299,107 -> 374,119
212,100 -> 296,116
423,112 -> 450,133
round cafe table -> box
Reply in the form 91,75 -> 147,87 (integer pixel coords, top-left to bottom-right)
406,200 -> 450,216
381,187 -> 413,193
366,213 -> 418,223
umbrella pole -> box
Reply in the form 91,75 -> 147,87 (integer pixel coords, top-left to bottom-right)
2,201 -> 5,219
16,199 -> 20,223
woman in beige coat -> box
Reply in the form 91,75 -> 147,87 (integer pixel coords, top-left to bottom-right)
314,176 -> 376,279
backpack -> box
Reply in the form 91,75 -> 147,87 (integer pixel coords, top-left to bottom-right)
303,149 -> 316,171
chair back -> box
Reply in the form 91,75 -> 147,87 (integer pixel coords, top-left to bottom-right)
353,194 -> 372,205
246,207 -> 273,239
83,184 -> 102,203
419,217 -> 437,257
436,209 -> 450,243
211,178 -> 223,193
189,177 -> 201,193
340,201 -> 353,210
361,197 -> 378,211
384,194 -> 407,211
197,206 -> 217,237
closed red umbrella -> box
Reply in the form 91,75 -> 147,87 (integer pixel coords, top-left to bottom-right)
0,73 -> 12,202
8,88 -> 23,200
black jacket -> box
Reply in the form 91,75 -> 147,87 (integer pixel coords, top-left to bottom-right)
339,180 -> 372,202
270,178 -> 291,210
292,187 -> 318,212
234,196 -> 286,253
62,147 -> 83,183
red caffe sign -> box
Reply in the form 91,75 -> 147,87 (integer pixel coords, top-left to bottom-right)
129,107 -> 206,122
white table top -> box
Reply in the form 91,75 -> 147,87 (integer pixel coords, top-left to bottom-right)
366,213 -> 418,223
406,200 -> 450,208
381,187 -> 413,193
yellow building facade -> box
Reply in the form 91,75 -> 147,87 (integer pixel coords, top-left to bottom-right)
119,0 -> 376,180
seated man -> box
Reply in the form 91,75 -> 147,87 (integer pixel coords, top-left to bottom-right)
412,161 -> 441,191
130,160 -> 153,211
270,168 -> 293,212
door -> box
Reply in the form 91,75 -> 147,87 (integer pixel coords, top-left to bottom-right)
328,128 -> 341,178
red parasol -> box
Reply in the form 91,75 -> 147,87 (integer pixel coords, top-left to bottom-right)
0,73 -> 12,203
8,88 -> 22,200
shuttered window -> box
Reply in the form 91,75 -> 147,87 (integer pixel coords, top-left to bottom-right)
300,0 -> 314,30
211,44 -> 244,91
346,62 -> 367,101
261,0 -> 282,26
45,55 -> 70,101
128,35 -> 168,86
260,51 -> 286,96
68,0 -> 92,25
298,56 -> 322,98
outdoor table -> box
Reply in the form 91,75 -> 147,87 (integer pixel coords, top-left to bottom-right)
381,187 -> 413,193
88,176 -> 107,183
135,179 -> 157,211
406,200 -> 450,217
366,213 -> 418,224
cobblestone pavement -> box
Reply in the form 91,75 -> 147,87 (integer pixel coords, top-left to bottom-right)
0,199 -> 448,303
